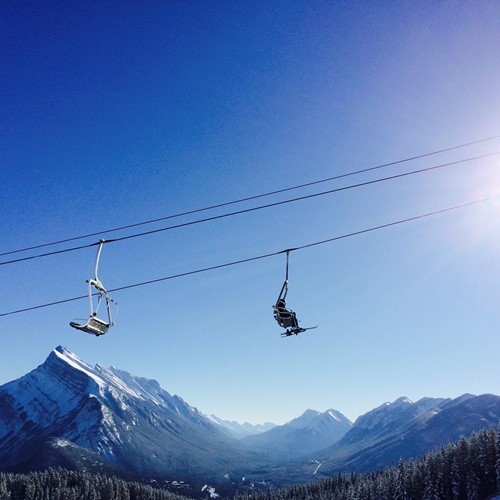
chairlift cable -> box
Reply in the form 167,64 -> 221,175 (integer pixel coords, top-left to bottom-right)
1,194 -> 497,318
1,134 -> 499,258
1,151 -> 498,268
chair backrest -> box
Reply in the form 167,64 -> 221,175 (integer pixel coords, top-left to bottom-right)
70,316 -> 110,336
274,305 -> 295,328
87,316 -> 109,335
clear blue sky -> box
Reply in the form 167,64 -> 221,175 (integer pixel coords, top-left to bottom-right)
1,1 -> 500,424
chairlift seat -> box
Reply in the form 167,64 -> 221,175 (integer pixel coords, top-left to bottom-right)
273,305 -> 299,329
70,315 -> 110,336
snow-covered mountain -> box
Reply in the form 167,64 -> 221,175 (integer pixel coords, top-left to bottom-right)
241,408 -> 353,457
338,395 -> 446,447
315,393 -> 500,475
208,415 -> 276,439
0,346 -> 258,482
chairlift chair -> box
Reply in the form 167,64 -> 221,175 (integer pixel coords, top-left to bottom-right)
273,250 -> 315,337
70,240 -> 118,336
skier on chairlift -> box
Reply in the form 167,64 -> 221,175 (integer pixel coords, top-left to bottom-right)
273,251 -> 316,337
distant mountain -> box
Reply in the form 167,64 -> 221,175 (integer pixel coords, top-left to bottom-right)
0,346 -> 262,484
208,415 -> 276,439
315,393 -> 500,475
241,408 -> 352,457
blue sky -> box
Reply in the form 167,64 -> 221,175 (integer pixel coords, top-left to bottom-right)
1,1 -> 500,424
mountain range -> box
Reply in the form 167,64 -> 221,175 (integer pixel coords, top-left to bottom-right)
1,346 -> 499,491
316,392 -> 500,474
207,415 -> 276,439
275,393 -> 500,484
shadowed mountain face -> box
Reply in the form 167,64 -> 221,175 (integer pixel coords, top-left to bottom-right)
314,393 -> 500,475
0,346 -> 263,482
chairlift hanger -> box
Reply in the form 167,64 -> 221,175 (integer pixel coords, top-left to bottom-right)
70,240 -> 118,336
273,250 -> 317,337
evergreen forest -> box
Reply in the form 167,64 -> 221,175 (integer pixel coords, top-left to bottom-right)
0,468 -> 190,500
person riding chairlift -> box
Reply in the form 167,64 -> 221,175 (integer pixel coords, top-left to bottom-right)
274,298 -> 299,330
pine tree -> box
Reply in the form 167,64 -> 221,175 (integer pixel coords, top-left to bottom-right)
450,452 -> 464,499
467,468 -> 480,500
395,458 -> 408,500
478,427 -> 498,497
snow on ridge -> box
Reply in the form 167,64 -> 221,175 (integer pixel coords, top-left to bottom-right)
392,396 -> 414,407
327,410 -> 340,422
95,366 -> 148,402
53,347 -> 106,388
370,397 -> 414,414
55,348 -> 165,406
104,366 -> 172,407
207,415 -> 219,424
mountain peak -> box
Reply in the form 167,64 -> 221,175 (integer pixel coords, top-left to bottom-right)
392,396 -> 413,407
370,396 -> 413,415
326,409 -> 347,423
49,346 -> 106,389
302,409 -> 321,416
51,345 -> 85,367
288,409 -> 321,428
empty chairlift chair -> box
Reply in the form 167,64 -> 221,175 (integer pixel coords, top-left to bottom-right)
70,240 -> 118,336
